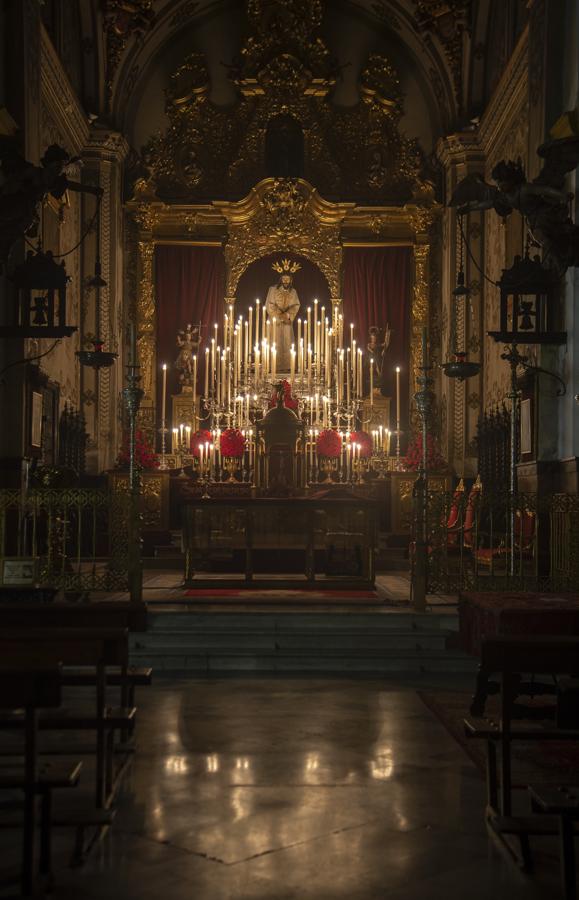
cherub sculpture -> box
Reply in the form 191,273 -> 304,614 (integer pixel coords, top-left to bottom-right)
175,323 -> 200,387
0,142 -> 102,268
449,135 -> 579,273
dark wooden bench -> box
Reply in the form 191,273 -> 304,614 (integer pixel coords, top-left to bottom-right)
529,785 -> 579,900
0,603 -> 152,721
0,628 -> 136,809
464,635 -> 579,870
0,665 -> 82,896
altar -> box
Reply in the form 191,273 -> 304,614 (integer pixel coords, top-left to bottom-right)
182,495 -> 378,588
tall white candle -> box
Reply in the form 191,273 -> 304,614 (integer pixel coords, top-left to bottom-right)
370,358 -> 373,403
272,345 -> 276,382
161,363 -> 167,424
255,300 -> 260,347
204,348 -> 209,397
395,366 -> 401,431
290,347 -> 295,382
192,355 -> 197,398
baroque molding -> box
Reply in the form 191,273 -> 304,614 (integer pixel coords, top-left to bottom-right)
40,25 -> 89,155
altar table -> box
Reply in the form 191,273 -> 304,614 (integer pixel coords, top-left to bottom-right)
182,496 -> 378,588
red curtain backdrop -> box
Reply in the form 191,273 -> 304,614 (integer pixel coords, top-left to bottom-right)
342,246 -> 412,433
154,244 -> 225,422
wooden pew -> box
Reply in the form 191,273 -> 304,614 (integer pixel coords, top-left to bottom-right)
0,665 -> 82,896
463,635 -> 579,869
0,628 -> 135,809
0,603 -> 152,723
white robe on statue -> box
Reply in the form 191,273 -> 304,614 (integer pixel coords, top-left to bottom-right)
265,284 -> 300,371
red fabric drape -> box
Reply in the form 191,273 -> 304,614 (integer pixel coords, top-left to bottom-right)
342,246 -> 412,433
154,245 -> 225,422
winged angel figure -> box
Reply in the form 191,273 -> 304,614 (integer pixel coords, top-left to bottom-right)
450,135 -> 579,273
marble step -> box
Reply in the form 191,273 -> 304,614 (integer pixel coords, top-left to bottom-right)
132,630 -> 449,650
145,612 -> 458,633
129,647 -> 477,674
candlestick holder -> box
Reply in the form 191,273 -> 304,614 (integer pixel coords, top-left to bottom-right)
158,421 -> 169,469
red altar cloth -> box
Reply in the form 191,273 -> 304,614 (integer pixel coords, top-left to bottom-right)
459,591 -> 579,657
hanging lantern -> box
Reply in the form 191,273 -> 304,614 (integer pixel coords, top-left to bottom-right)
488,250 -> 565,345
76,194 -> 117,369
1,248 -> 76,338
442,229 -> 481,381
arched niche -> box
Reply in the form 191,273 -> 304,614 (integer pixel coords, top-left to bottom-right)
234,253 -> 331,324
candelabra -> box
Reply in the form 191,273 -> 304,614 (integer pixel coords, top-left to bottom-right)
158,420 -> 169,470
123,348 -> 144,605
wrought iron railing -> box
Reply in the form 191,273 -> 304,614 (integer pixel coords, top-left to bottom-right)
0,488 -> 131,594
413,489 -> 579,594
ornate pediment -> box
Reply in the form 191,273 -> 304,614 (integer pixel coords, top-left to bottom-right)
137,0 -> 429,205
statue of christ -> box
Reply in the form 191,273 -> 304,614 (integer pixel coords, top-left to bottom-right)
265,263 -> 301,371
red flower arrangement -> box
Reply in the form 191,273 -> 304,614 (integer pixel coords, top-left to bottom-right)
116,429 -> 159,470
349,431 -> 373,459
269,379 -> 298,411
220,428 -> 245,458
403,432 -> 448,472
316,429 -> 342,458
190,429 -> 212,457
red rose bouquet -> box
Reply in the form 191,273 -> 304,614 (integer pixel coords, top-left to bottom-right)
220,428 -> 245,458
316,429 -> 342,458
116,429 -> 159,470
269,379 -> 298,411
349,431 -> 373,458
403,432 -> 447,472
191,429 -> 212,457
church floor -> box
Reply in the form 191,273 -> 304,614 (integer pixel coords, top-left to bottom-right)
40,676 -> 561,899
102,571 -> 458,612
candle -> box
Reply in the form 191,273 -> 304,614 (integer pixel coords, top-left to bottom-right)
387,429 -> 391,455
290,346 -> 295,382
192,355 -> 197,397
306,307 -> 311,349
204,348 -> 209,397
199,443 -> 204,472
185,425 -> 191,447
395,366 -> 401,432
370,358 -> 373,403
173,427 -> 178,452
262,303 -> 267,349
210,339 -> 215,394
129,323 -> 137,366
179,423 -> 184,444
272,344 -> 276,381
309,428 -> 314,470
255,300 -> 260,346
272,316 -> 277,351
297,318 -> 301,352
161,363 -> 167,424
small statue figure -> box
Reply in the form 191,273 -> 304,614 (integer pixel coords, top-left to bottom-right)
266,259 -> 301,370
174,323 -> 200,387
449,130 -> 579,273
366,324 -> 391,384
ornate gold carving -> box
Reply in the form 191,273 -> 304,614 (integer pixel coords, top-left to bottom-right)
221,179 -> 343,296
140,0 -> 429,204
103,1 -> 155,110
137,240 -> 155,399
413,1 -> 471,112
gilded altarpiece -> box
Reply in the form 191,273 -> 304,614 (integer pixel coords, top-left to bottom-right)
124,0 -> 439,468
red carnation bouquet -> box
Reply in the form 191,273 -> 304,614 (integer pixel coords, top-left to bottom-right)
403,432 -> 447,472
349,431 -> 373,458
220,428 -> 245,458
316,429 -> 342,458
116,429 -> 159,470
269,379 -> 298,411
191,429 -> 212,457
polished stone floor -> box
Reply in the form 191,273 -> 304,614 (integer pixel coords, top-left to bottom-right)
21,677 -> 568,898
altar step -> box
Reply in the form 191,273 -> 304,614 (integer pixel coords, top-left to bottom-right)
130,611 -> 476,674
